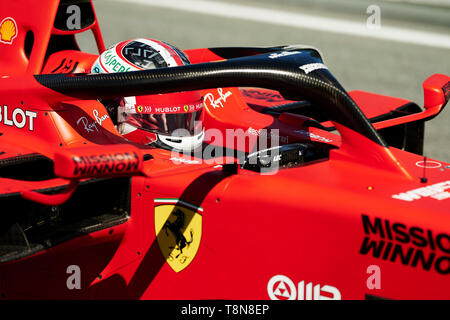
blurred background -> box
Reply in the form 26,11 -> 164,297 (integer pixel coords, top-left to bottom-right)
82,0 -> 450,161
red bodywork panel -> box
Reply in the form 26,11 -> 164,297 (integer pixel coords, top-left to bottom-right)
0,0 -> 448,301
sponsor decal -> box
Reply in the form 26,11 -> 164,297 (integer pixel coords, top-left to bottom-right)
50,58 -> 79,74
72,152 -> 140,176
154,106 -> 179,114
0,105 -> 37,131
241,89 -> 287,103
184,104 -> 203,113
93,109 -> 109,125
268,51 -> 301,59
360,214 -> 450,275
101,48 -> 133,73
204,88 -> 232,109
154,198 -> 202,272
0,17 -> 17,45
294,129 -> 332,143
77,116 -> 98,133
415,160 -> 442,169
267,275 -> 341,300
392,180 -> 450,201
299,63 -> 328,74
133,104 -> 202,114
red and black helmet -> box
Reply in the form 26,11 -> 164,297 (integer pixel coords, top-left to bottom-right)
91,38 -> 204,151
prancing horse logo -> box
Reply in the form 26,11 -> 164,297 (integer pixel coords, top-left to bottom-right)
162,209 -> 193,258
154,199 -> 202,272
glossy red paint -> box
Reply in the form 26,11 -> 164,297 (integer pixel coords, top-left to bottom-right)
0,0 -> 448,301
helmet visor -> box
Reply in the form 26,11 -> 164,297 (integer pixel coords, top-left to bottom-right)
119,93 -> 204,136
124,110 -> 204,136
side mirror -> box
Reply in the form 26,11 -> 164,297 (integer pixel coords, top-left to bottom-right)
54,144 -> 143,179
423,74 -> 450,111
22,144 -> 144,205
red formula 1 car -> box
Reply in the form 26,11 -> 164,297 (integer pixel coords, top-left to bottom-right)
0,0 -> 449,300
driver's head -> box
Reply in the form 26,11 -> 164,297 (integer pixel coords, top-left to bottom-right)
91,38 -> 204,151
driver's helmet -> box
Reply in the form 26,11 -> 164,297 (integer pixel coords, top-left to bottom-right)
91,38 -> 204,151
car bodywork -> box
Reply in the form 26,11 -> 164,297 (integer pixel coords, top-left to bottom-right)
0,0 -> 448,300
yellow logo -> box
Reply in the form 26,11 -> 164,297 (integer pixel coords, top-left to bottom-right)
154,199 -> 202,272
183,105 -> 189,112
0,17 -> 17,44
137,105 -> 143,113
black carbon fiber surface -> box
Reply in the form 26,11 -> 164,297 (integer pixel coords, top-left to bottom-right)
35,48 -> 387,147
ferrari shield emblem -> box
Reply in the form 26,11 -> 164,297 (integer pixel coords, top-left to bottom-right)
154,199 -> 202,272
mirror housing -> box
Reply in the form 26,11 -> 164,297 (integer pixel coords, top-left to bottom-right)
54,144 -> 144,179
423,74 -> 450,110
21,144 -> 145,206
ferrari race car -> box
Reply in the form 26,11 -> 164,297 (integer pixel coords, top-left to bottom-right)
0,0 -> 449,300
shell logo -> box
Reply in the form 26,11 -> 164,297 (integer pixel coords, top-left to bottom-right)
0,17 -> 17,44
